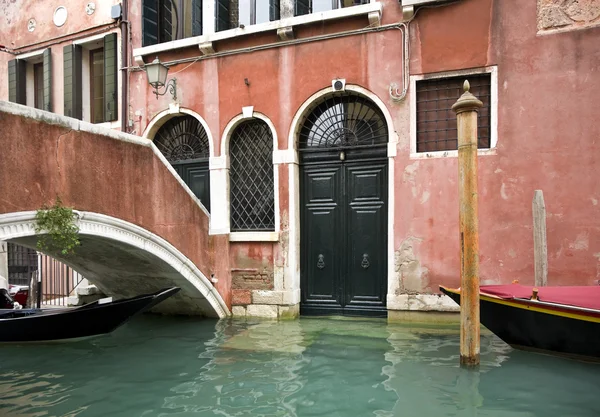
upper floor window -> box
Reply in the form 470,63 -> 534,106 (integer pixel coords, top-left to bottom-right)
216,0 -> 279,31
143,0 -> 203,46
7,49 -> 52,112
63,33 -> 118,123
415,72 -> 491,153
295,0 -> 369,16
33,63 -> 45,110
230,119 -> 275,231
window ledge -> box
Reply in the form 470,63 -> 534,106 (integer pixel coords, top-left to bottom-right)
133,2 -> 382,61
410,148 -> 497,160
229,231 -> 279,242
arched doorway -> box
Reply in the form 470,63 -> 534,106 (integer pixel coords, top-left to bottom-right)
153,115 -> 211,211
299,92 -> 388,317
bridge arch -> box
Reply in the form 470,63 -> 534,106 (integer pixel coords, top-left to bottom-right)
0,211 -> 229,318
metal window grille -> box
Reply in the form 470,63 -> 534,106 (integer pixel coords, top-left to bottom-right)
7,243 -> 85,307
230,120 -> 275,231
298,93 -> 388,151
7,243 -> 38,286
416,73 -> 491,153
154,115 -> 210,162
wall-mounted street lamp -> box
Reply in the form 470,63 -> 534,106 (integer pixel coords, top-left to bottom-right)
145,57 -> 177,100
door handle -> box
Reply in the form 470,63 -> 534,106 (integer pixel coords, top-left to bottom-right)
317,254 -> 325,269
361,253 -> 370,269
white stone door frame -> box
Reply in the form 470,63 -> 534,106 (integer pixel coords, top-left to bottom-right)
283,84 -> 398,310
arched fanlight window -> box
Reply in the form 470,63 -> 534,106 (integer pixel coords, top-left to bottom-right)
230,119 -> 274,231
298,93 -> 388,152
153,115 -> 211,211
154,115 -> 210,162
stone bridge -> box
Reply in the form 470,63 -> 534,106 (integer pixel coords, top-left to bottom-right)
0,101 -> 229,317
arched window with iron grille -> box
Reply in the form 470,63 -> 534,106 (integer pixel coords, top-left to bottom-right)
298,92 -> 388,162
229,119 -> 275,231
153,115 -> 211,211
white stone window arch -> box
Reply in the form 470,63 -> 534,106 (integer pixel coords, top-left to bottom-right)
142,105 -> 215,217
210,108 -> 280,241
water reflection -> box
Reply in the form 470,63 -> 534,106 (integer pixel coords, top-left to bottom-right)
0,317 -> 598,417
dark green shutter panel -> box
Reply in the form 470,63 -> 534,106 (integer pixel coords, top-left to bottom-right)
192,0 -> 202,36
215,0 -> 230,32
63,44 -> 82,119
161,0 -> 173,42
8,59 -> 26,105
295,0 -> 310,16
270,0 -> 280,21
142,0 -> 159,46
104,33 -> 118,123
42,48 -> 52,112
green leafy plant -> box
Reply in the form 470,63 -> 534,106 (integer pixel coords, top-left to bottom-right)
34,197 -> 81,256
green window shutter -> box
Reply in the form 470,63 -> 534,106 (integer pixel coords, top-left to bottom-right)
63,44 -> 82,119
294,0 -> 310,16
270,0 -> 280,21
42,48 -> 52,112
192,0 -> 203,36
143,0 -> 159,46
161,0 -> 173,41
8,59 -> 26,105
215,0 -> 230,32
103,33 -> 118,123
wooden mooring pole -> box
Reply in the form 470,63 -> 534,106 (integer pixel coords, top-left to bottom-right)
452,81 -> 483,367
533,190 -> 548,287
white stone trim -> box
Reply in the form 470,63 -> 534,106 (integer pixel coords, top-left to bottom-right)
16,49 -> 45,62
387,294 -> 460,312
133,3 -> 382,60
273,149 -> 298,165
286,84 -> 397,310
251,289 -> 300,305
409,65 -> 498,159
142,105 -> 216,158
73,32 -> 110,46
0,211 -> 229,318
229,231 -> 279,242
209,155 -> 229,170
215,111 -> 281,234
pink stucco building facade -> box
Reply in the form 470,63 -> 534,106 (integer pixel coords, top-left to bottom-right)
1,0 -> 599,317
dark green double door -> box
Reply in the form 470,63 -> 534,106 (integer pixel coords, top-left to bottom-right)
300,159 -> 388,317
172,159 -> 210,211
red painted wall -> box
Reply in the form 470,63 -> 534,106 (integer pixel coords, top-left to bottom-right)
3,0 -> 600,304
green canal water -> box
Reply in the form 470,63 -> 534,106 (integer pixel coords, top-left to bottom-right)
0,316 -> 598,417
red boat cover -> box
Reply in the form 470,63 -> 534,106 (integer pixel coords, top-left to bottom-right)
480,285 -> 600,310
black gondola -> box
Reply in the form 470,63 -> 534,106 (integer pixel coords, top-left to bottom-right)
440,284 -> 600,361
0,287 -> 180,342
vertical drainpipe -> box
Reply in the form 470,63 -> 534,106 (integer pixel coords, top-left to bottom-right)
120,0 -> 129,133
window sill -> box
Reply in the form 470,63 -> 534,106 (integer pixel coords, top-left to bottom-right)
133,2 -> 382,61
409,148 -> 497,160
229,231 -> 279,242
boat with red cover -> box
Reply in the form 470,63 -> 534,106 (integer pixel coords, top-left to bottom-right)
0,287 -> 180,342
440,284 -> 600,361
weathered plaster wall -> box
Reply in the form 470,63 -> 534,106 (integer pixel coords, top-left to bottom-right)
129,0 -> 600,306
3,0 -> 599,315
0,107 -> 231,310
0,0 -> 117,49
401,0 -> 600,292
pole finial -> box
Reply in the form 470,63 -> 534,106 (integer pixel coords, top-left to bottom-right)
452,79 -> 483,114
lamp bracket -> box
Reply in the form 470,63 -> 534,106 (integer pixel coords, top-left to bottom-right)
153,78 -> 177,100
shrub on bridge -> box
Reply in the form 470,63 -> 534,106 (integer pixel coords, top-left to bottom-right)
34,197 -> 81,256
